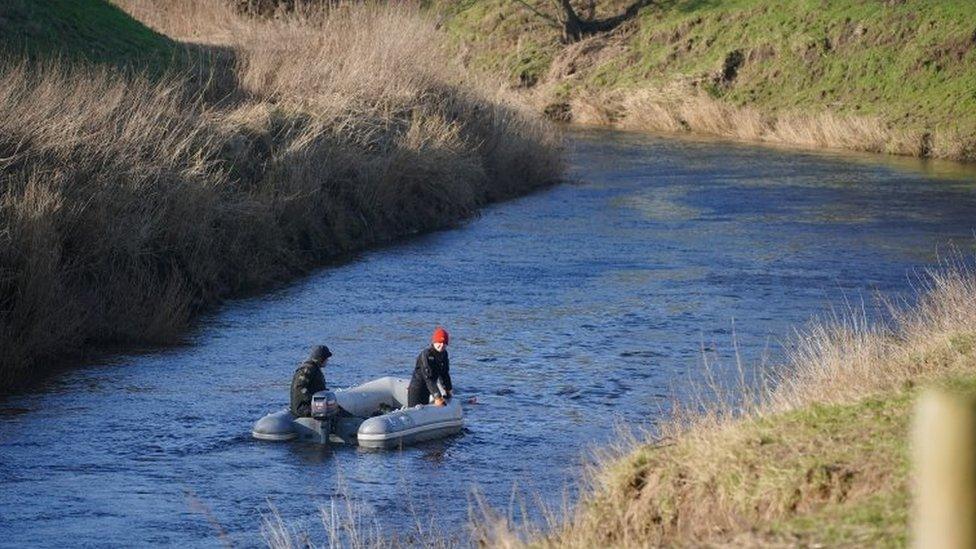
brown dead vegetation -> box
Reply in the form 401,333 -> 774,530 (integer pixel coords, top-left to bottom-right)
0,3 -> 562,390
548,84 -> 968,160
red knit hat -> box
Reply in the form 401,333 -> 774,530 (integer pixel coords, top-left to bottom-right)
431,327 -> 449,345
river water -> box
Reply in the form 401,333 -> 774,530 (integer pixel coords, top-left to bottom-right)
2,129 -> 975,547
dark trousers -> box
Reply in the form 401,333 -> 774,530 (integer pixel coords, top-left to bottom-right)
407,382 -> 431,407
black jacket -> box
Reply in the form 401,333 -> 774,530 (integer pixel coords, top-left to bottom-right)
410,346 -> 451,399
290,361 -> 326,417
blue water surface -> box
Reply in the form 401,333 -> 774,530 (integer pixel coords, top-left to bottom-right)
2,129 -> 975,547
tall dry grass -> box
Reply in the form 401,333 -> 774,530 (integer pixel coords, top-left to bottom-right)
767,263 -> 976,411
262,498 -> 463,549
560,84 -> 975,160
0,2 -> 562,390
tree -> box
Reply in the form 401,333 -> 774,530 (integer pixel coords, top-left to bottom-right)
515,0 -> 656,43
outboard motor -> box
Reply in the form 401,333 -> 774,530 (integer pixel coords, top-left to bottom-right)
289,390 -> 337,444
310,390 -> 338,420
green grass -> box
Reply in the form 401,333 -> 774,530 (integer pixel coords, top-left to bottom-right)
0,0 -> 179,69
438,0 -> 562,86
591,390 -> 907,544
569,369 -> 976,546
772,492 -> 911,547
746,390 -> 914,545
438,0 -> 976,135
761,375 -> 976,546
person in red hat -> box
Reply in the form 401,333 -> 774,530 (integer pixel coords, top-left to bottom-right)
407,326 -> 453,407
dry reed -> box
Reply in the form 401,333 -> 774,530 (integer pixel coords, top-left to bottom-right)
588,84 -> 975,160
767,262 -> 976,411
262,492 -> 465,549
0,2 -> 562,390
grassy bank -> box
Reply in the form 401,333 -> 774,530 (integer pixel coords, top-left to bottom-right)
0,1 -> 562,391
439,0 -> 976,161
0,0 -> 178,66
467,264 -> 976,547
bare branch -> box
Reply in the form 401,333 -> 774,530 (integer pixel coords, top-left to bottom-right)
511,0 -> 561,28
514,0 -> 658,44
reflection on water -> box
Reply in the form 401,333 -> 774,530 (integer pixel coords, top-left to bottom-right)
1,128 -> 975,546
612,185 -> 701,221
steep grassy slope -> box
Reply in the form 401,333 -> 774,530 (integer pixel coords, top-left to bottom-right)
580,386 -> 917,546
0,0 -> 178,67
440,0 -> 976,160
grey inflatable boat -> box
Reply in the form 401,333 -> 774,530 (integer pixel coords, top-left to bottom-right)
251,376 -> 463,449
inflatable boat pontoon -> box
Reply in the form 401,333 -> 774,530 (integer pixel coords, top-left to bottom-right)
251,376 -> 463,449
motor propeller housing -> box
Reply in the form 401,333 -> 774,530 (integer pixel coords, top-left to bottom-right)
310,390 -> 338,420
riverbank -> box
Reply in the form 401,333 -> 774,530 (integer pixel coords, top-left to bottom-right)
0,1 -> 562,391
472,264 -> 976,546
438,0 -> 976,161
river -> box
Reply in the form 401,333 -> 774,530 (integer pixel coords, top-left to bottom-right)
2,128 -> 975,547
